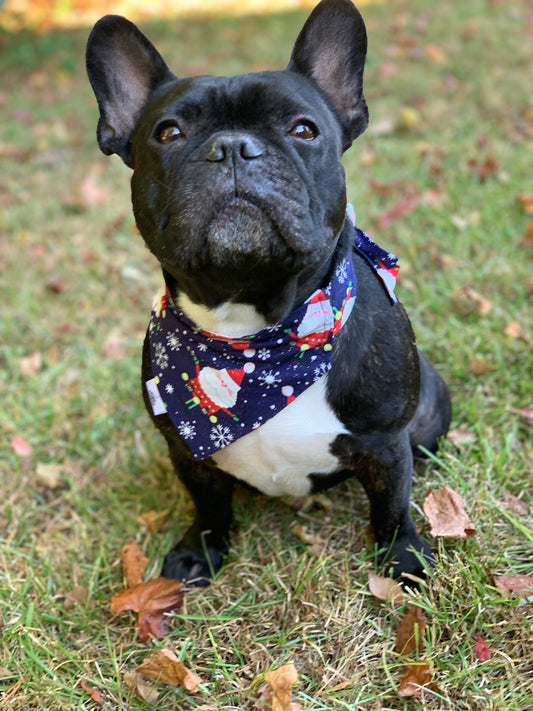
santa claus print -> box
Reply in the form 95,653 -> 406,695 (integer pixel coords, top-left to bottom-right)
183,361 -> 255,423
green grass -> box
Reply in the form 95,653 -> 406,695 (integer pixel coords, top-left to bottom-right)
1,0 -> 532,708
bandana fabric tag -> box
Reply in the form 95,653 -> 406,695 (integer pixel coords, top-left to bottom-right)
147,214 -> 398,460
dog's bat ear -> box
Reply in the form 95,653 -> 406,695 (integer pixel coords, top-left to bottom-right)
287,0 -> 368,151
86,16 -> 174,167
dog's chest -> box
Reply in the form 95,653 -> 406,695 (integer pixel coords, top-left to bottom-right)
179,296 -> 348,497
212,373 -> 347,497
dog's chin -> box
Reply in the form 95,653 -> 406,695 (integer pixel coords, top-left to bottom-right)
205,198 -> 285,267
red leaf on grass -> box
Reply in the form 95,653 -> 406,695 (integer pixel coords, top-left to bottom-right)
110,577 -> 183,641
379,193 -> 420,229
80,679 -> 103,705
474,636 -> 491,662
423,486 -> 476,539
10,435 -> 33,458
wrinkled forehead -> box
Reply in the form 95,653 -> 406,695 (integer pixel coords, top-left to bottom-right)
146,70 -> 336,125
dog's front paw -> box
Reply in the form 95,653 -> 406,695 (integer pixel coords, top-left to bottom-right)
379,534 -> 434,588
162,546 -> 224,587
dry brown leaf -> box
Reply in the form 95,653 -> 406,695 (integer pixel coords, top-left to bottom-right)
35,462 -> 64,489
64,584 -> 90,611
447,428 -> 476,448
518,193 -> 533,214
468,357 -> 494,375
258,663 -> 301,711
500,495 -> 530,517
120,543 -> 149,588
80,679 -> 103,706
423,486 -> 476,539
520,221 -> 533,248
19,351 -> 42,376
394,605 -> 426,656
123,670 -> 160,703
492,573 -> 533,599
504,321 -> 530,343
368,572 -> 405,605
509,406 -> 533,425
139,509 -> 169,535
110,577 -> 183,641
457,287 -> 493,315
398,658 -> 440,699
135,648 -> 202,693
292,525 -> 326,555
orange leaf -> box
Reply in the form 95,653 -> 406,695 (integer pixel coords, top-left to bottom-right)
80,679 -> 103,705
394,605 -> 426,656
518,193 -> 533,214
492,573 -> 533,599
139,509 -> 169,534
135,648 -> 202,693
457,287 -> 493,315
120,543 -> 149,588
423,486 -> 476,539
398,658 -> 440,699
259,663 -> 301,711
110,577 -> 183,641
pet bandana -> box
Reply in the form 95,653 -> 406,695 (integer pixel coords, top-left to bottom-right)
146,209 -> 399,460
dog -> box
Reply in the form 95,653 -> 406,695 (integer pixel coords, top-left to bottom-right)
86,0 -> 451,587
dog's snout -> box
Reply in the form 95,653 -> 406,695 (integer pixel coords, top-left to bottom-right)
203,132 -> 263,163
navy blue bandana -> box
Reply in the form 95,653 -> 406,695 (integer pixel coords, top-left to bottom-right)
146,211 -> 398,460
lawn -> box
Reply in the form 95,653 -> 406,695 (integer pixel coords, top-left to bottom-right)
0,0 -> 532,709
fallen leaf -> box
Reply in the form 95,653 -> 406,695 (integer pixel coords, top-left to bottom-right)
423,486 -> 476,539
10,435 -> 33,458
379,193 -> 420,229
0,667 -> 13,678
519,221 -> 533,248
35,462 -> 64,489
468,357 -> 494,375
292,525 -> 326,555
258,663 -> 301,711
398,658 -> 440,699
492,573 -> 533,599
64,584 -> 90,611
123,670 -> 160,703
120,543 -> 149,588
500,495 -> 530,517
424,44 -> 448,64
518,193 -> 533,214
110,577 -> 183,641
18,351 -> 42,376
447,428 -> 476,448
467,156 -> 499,182
368,572 -> 405,605
80,679 -> 103,706
135,648 -> 202,693
394,605 -> 426,656
509,406 -> 533,425
474,636 -> 491,662
46,279 -> 67,294
504,321 -> 529,343
139,509 -> 169,535
456,287 -> 493,315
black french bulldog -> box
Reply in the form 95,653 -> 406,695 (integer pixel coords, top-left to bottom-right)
86,0 -> 451,586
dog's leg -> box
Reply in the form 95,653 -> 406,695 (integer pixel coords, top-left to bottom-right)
407,351 -> 452,456
331,430 -> 433,582
162,443 -> 235,586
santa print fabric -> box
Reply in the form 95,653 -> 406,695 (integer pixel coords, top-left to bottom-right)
146,217 -> 399,460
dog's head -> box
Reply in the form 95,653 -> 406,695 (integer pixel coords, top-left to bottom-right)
86,0 -> 368,322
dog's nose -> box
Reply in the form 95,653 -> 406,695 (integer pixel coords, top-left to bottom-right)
203,132 -> 263,162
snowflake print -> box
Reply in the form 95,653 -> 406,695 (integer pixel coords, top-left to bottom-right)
335,259 -> 348,284
257,348 -> 271,361
197,342 -> 208,352
165,383 -> 175,395
258,370 -> 282,388
265,323 -> 282,334
166,330 -> 182,351
210,424 -> 234,448
178,421 -> 196,440
154,342 -> 169,370
313,362 -> 330,380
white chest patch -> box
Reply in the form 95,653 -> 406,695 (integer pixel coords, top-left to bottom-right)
212,375 -> 348,497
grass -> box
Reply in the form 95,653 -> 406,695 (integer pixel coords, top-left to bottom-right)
1,0 -> 532,708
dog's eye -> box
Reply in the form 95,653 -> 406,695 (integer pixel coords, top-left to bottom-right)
156,122 -> 183,144
290,122 -> 318,140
